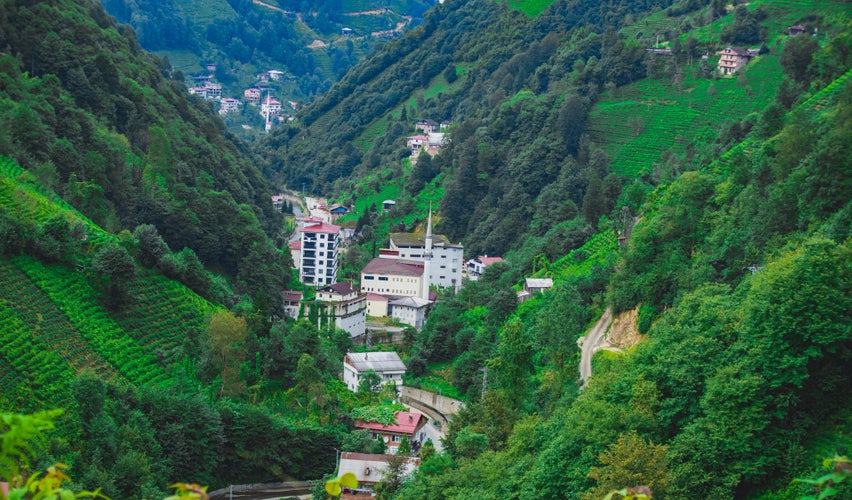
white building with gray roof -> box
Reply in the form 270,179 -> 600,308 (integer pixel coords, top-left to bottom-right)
343,351 -> 407,393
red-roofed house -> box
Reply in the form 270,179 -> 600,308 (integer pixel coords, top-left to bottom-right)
300,220 -> 341,286
466,255 -> 503,281
289,240 -> 301,270
366,292 -> 389,317
355,412 -> 428,452
282,290 -> 303,319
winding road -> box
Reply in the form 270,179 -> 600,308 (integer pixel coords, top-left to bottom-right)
578,308 -> 612,387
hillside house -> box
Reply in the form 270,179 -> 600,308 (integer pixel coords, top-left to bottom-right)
717,47 -> 754,75
343,351 -> 407,392
354,412 -> 428,453
466,255 -> 503,281
337,453 -> 420,492
425,132 -> 447,156
299,219 -> 340,286
788,24 -> 805,36
271,194 -> 285,211
282,290 -> 303,319
244,88 -> 261,103
289,241 -> 301,270
261,96 -> 282,117
407,135 -> 428,155
382,200 -> 396,211
267,69 -> 285,80
366,292 -> 389,317
329,204 -> 349,222
219,97 -> 241,115
415,119 -> 438,133
311,282 -> 367,337
389,296 -> 430,330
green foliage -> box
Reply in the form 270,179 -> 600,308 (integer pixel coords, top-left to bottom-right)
793,455 -> 852,500
350,402 -> 407,425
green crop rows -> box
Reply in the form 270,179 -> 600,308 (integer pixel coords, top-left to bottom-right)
587,54 -> 782,179
0,300 -> 75,410
14,256 -> 172,388
0,258 -> 120,382
114,271 -> 216,367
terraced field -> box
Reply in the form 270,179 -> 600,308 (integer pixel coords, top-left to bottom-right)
586,53 -> 782,179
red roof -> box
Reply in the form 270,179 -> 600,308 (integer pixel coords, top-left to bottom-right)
362,258 -> 423,277
282,290 -> 303,302
302,221 -> 341,234
289,241 -> 301,249
366,293 -> 388,301
478,256 -> 503,266
355,412 -> 427,436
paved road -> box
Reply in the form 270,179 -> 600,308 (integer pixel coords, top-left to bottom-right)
402,402 -> 445,452
578,308 -> 612,387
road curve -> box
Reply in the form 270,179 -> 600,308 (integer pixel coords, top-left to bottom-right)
579,308 -> 612,387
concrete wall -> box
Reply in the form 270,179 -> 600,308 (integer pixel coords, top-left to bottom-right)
400,386 -> 464,418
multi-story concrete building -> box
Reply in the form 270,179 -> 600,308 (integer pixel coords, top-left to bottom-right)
388,210 -> 463,293
300,219 -> 340,286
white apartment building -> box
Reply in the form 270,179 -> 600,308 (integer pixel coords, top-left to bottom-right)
300,219 -> 340,286
313,282 -> 366,338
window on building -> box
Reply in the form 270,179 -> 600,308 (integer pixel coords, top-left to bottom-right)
379,277 -> 388,281
364,275 -> 374,280
392,435 -> 402,443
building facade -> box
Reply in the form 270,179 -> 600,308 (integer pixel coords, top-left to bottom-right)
343,351 -> 407,392
300,219 -> 340,286
360,259 -> 425,297
313,282 -> 367,337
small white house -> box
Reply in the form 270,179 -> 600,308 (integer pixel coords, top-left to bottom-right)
343,351 -> 406,393
389,296 -> 430,330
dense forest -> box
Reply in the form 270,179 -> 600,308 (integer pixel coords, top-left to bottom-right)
99,0 -> 436,103
1,0 -> 851,498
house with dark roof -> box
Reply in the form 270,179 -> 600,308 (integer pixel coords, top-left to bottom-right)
343,351 -> 407,392
354,412 -> 428,452
717,47 -> 754,75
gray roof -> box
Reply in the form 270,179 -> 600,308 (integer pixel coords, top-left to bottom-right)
389,296 -> 431,309
525,278 -> 553,289
345,351 -> 407,373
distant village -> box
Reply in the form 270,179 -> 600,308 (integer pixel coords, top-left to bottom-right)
188,65 -> 298,132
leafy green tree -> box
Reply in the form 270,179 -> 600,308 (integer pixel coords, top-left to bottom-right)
207,310 -> 249,397
359,369 -> 382,395
134,223 -> 170,268
398,436 -> 412,455
90,242 -> 136,309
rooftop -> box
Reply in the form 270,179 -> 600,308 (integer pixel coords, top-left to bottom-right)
525,278 -> 554,289
366,293 -> 389,301
302,221 -> 341,234
362,258 -> 424,277
355,412 -> 427,435
389,296 -> 430,308
282,290 -> 303,302
389,232 -> 462,249
345,351 -> 406,374
319,281 -> 357,296
475,256 -> 503,266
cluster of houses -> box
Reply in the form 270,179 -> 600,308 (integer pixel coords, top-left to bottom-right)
406,119 -> 451,157
187,69 -> 298,130
284,208 -> 468,341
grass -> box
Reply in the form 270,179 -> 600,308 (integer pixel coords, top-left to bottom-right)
586,53 -> 782,179
505,0 -> 558,18
404,361 -> 466,401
